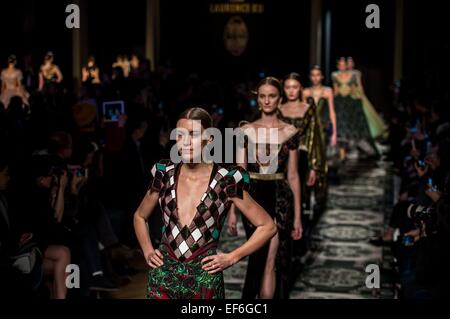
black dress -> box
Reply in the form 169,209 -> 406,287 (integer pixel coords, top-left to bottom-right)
239,125 -> 300,299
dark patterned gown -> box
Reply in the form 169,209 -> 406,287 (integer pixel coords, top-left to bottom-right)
314,96 -> 331,145
331,71 -> 378,156
239,125 -> 300,299
305,97 -> 329,206
279,101 -> 328,200
279,103 -> 328,261
146,160 -> 250,299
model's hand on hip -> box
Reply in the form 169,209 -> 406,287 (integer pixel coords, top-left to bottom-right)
201,253 -> 236,274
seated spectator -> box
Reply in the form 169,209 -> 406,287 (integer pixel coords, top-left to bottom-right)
66,139 -> 130,292
22,156 -> 71,299
370,88 -> 449,299
0,156 -> 41,298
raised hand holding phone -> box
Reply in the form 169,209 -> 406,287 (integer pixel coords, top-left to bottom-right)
414,161 -> 428,177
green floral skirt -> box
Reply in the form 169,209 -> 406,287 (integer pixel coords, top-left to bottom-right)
147,244 -> 225,299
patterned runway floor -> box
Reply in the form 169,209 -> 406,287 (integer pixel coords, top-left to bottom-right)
219,159 -> 395,299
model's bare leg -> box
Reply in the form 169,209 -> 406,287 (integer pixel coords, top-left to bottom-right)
259,231 -> 279,299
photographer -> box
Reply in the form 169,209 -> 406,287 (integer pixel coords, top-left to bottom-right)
403,141 -> 449,298
22,155 -> 71,299
117,115 -> 152,247
370,90 -> 449,298
62,139 -> 121,293
370,136 -> 433,246
0,156 -> 40,298
374,136 -> 448,298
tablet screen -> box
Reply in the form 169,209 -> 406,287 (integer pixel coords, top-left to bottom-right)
103,101 -> 125,122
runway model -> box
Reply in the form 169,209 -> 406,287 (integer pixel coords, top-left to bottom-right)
134,107 -> 276,299
229,77 -> 302,299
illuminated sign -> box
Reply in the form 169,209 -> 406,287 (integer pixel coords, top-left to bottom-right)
209,2 -> 264,14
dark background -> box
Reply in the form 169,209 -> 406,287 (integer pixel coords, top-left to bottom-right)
0,0 -> 448,111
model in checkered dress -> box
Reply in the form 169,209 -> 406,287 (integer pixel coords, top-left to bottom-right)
134,107 -> 277,299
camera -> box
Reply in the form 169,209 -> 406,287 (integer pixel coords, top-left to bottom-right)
67,165 -> 88,178
407,203 -> 437,234
416,159 -> 426,168
46,165 -> 68,188
426,178 -> 438,192
49,165 -> 66,177
400,235 -> 414,246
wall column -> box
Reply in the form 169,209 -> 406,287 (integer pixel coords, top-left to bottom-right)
393,0 -> 404,82
309,0 -> 323,68
146,0 -> 160,71
72,0 -> 88,93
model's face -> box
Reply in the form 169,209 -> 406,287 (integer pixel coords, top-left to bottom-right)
283,79 -> 301,101
337,60 -> 347,71
258,84 -> 281,114
310,69 -> 323,85
0,167 -> 10,191
176,119 -> 209,162
347,59 -> 355,70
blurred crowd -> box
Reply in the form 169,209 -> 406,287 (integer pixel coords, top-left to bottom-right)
0,51 -> 260,299
370,82 -> 449,299
0,51 -> 448,299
